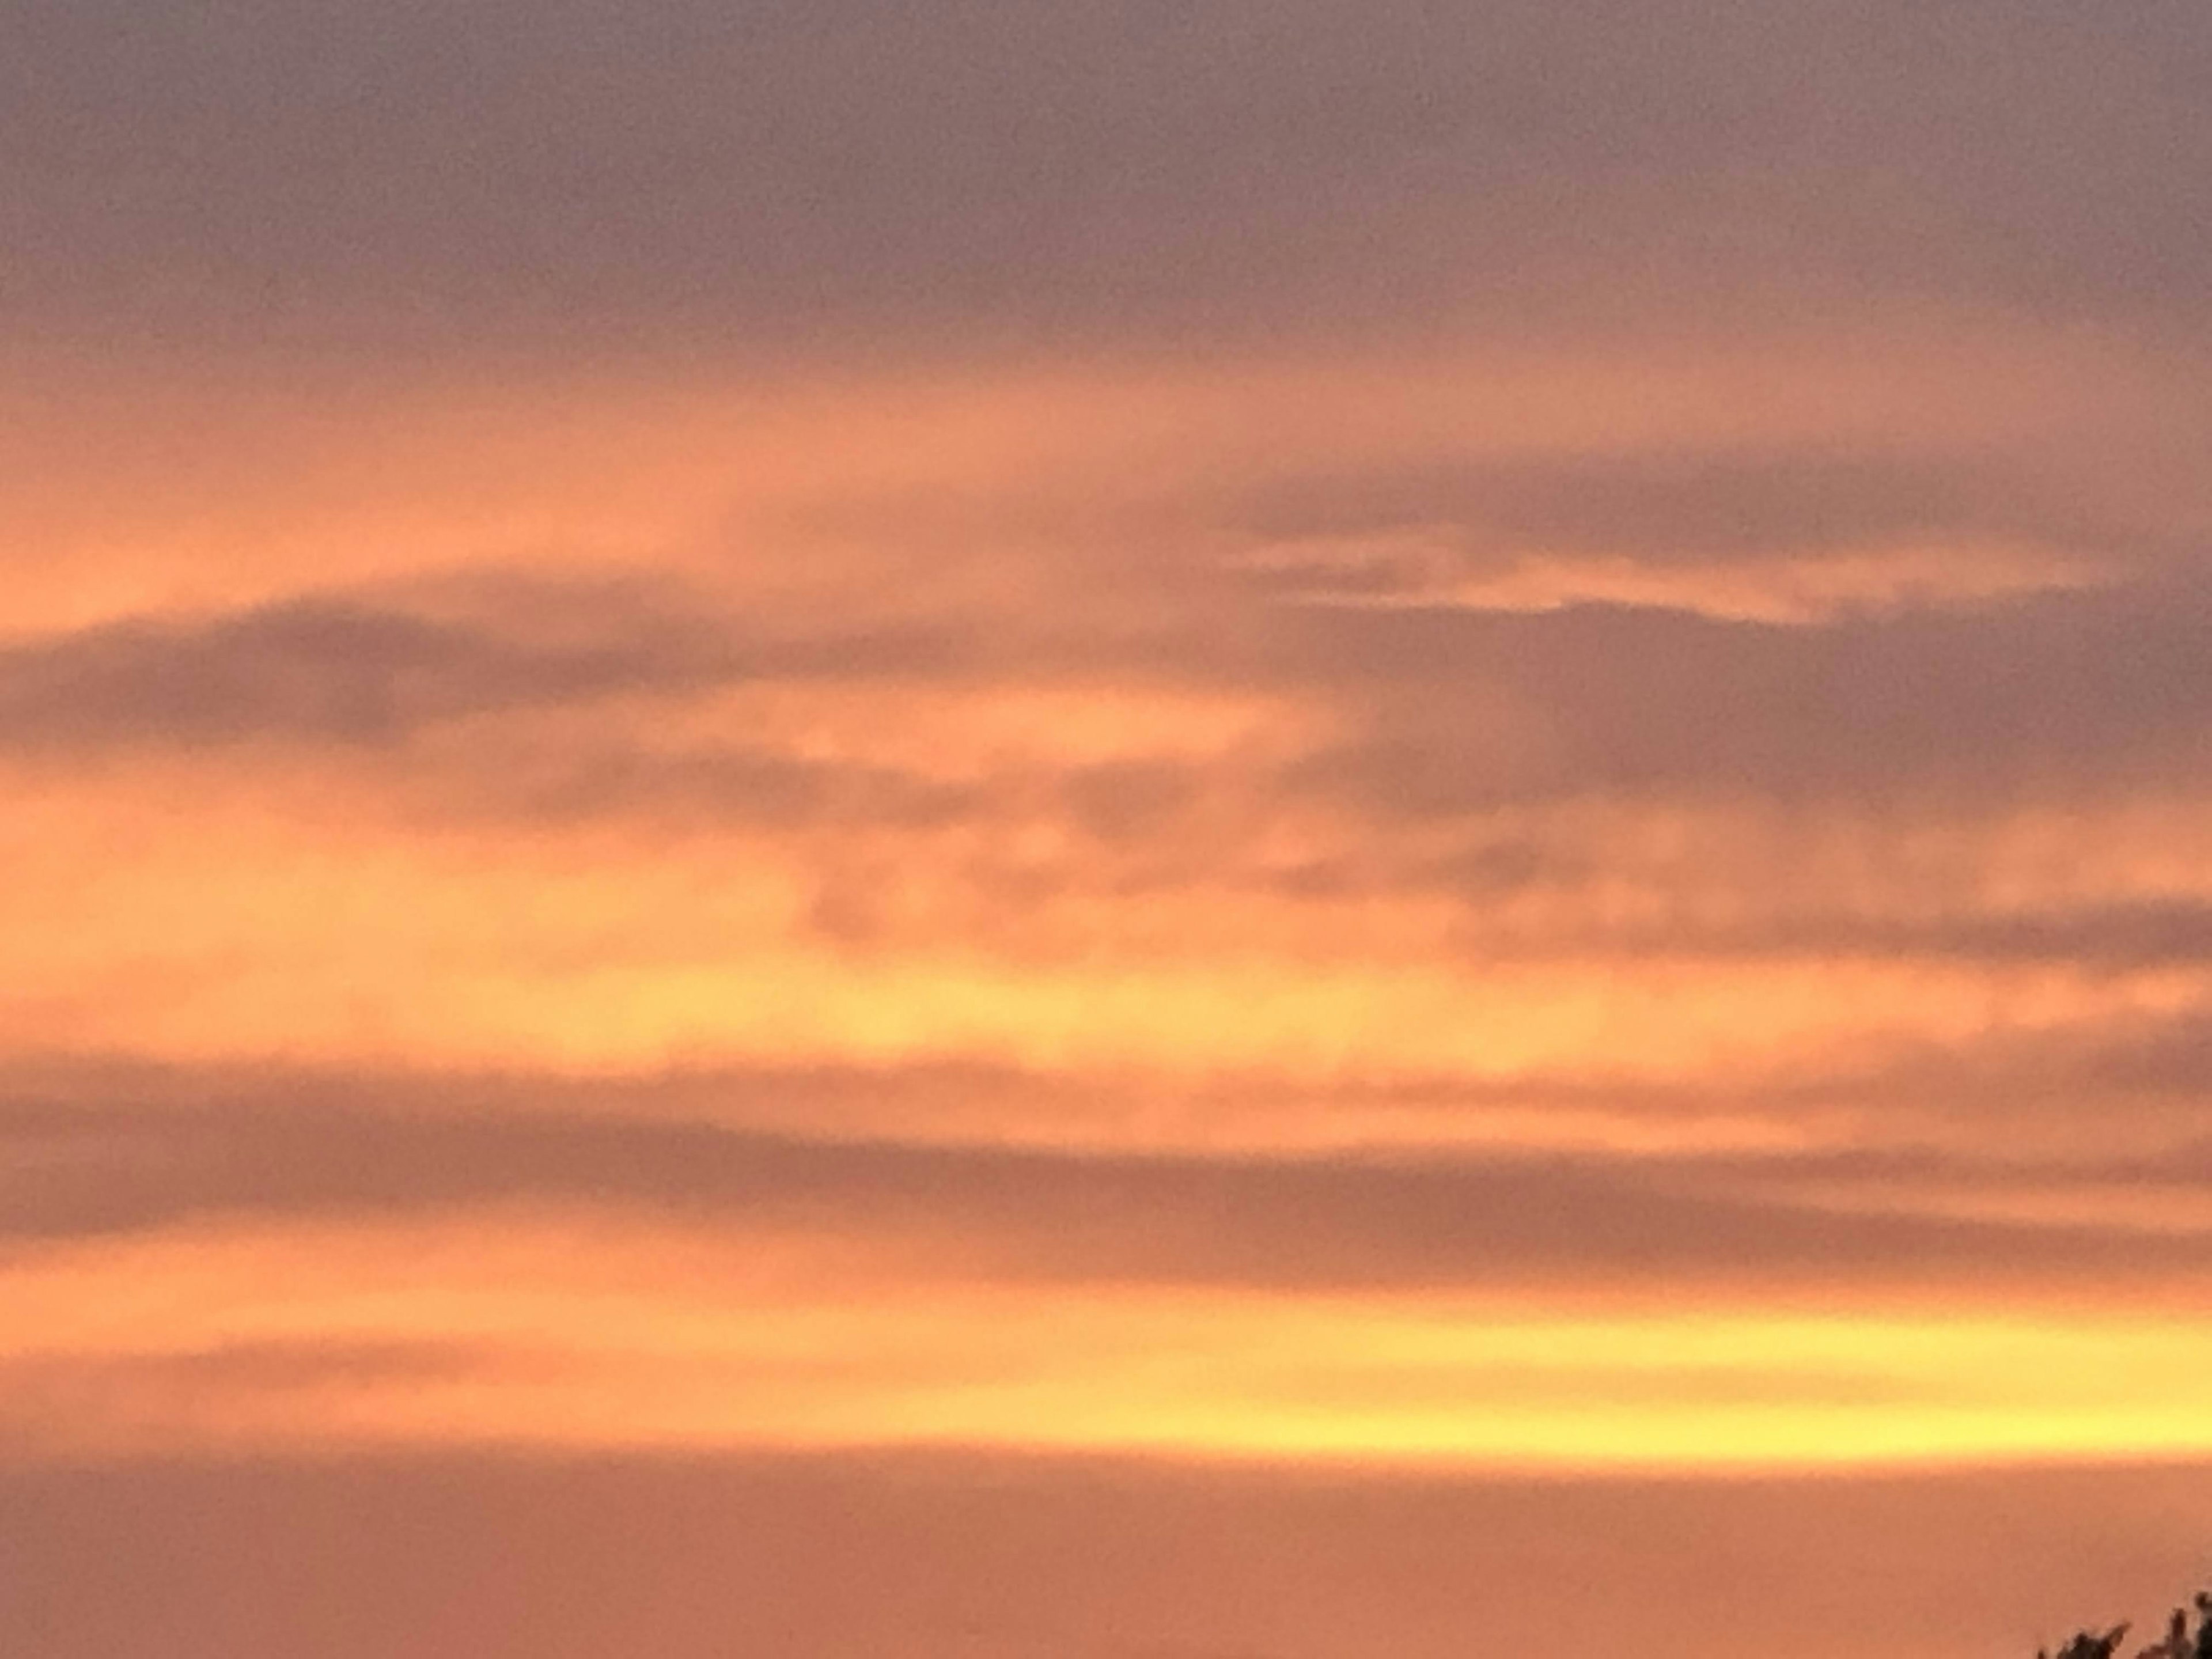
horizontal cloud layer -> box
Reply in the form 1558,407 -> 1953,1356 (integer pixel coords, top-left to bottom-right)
9,0 -> 2212,1568
8,0 -> 2212,353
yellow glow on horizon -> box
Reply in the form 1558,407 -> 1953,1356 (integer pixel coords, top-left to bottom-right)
7,1212 -> 2212,1473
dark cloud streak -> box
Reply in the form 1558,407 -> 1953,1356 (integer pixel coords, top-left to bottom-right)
9,1078 -> 2212,1296
1272,577 -> 2212,804
0,594 -> 956,752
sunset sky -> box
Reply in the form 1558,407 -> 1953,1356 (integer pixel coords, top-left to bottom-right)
7,2 -> 2212,1655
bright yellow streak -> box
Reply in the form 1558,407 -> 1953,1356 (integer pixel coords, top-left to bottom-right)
8,1211 -> 2212,1472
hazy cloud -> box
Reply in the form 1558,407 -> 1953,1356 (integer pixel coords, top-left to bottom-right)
10,1073 -> 2212,1294
1232,448 -> 2138,571
5,0 -> 2209,351
0,593 -> 955,753
1270,575 -> 2212,804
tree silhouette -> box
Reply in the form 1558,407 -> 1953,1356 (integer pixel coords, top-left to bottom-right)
2039,1590 -> 2212,1659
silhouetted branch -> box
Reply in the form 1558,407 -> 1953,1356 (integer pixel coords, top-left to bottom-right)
2040,1589 -> 2212,1659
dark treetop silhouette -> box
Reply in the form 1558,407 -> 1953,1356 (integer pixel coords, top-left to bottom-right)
2041,1592 -> 2212,1659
